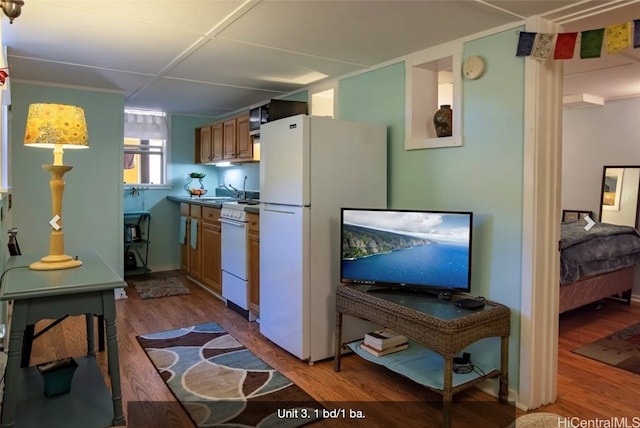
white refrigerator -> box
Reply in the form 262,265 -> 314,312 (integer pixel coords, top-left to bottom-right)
259,114 -> 387,363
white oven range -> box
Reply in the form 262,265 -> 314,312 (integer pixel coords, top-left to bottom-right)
220,202 -> 254,320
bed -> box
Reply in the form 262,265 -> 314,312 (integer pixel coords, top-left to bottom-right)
559,220 -> 640,313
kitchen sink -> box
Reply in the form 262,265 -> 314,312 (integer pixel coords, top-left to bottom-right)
193,196 -> 236,201
236,199 -> 259,205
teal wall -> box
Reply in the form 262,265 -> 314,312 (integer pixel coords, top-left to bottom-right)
283,91 -> 309,103
338,62 -> 404,196
461,29 -> 524,385
11,83 -> 124,273
338,28 -> 524,386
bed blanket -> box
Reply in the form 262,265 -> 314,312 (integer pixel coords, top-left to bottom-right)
560,220 -> 640,285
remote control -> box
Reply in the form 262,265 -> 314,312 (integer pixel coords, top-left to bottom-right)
455,298 -> 485,310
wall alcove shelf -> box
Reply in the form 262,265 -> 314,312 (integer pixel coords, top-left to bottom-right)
405,41 -> 463,150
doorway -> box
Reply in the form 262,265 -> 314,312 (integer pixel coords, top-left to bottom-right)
521,2 -> 640,409
553,0 -> 640,411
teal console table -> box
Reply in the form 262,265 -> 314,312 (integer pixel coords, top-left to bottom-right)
0,251 -> 126,428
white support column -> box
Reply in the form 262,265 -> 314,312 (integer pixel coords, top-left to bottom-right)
519,15 -> 564,410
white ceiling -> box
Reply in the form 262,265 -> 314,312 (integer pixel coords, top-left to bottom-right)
2,0 -> 640,117
562,1 -> 640,107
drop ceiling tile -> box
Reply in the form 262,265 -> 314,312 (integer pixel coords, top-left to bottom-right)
218,1 -> 520,66
483,1 -> 587,19
7,56 -> 149,93
52,0 -> 246,34
130,77 -> 282,117
564,63 -> 640,101
167,38 -> 362,89
4,3 -> 200,73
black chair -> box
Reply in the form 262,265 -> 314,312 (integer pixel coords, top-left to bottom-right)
8,228 -> 105,367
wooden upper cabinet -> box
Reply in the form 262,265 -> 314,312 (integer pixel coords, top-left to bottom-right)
195,112 -> 255,164
236,114 -> 253,160
223,118 -> 237,159
211,122 -> 223,162
197,123 -> 223,163
198,125 -> 212,163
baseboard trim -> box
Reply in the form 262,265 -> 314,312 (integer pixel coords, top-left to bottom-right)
145,263 -> 180,273
186,276 -> 225,302
474,379 -> 522,409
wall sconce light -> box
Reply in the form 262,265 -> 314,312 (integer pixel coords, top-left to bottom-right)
1,0 -> 23,24
24,103 -> 89,270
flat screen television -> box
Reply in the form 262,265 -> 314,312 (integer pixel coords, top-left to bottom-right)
340,208 -> 473,294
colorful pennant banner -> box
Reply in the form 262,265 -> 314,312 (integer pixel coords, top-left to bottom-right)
581,28 -> 605,59
554,33 -> 577,59
516,20 -> 638,60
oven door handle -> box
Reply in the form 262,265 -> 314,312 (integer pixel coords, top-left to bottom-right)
220,218 -> 248,228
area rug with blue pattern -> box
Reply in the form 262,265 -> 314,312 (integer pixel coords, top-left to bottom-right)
136,322 -> 323,427
572,321 -> 640,375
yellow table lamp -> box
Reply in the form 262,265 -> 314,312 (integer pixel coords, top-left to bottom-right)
24,103 -> 89,270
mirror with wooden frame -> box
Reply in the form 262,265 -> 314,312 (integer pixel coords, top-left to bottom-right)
599,165 -> 640,227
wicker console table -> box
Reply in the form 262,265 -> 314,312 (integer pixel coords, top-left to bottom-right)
334,284 -> 510,428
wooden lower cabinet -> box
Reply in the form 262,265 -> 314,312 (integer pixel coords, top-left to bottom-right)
201,207 -> 222,295
179,203 -> 191,272
189,205 -> 203,280
178,203 -> 238,301
247,213 -> 260,315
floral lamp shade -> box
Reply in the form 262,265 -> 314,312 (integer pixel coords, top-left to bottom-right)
24,103 -> 89,165
24,103 -> 89,146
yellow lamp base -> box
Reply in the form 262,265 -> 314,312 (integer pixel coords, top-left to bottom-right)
29,254 -> 82,271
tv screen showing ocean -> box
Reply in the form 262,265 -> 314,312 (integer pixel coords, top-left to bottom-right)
342,242 -> 469,288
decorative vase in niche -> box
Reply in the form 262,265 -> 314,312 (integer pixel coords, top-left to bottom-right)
433,105 -> 453,137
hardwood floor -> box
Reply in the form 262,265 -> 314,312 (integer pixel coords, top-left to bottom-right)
544,300 -> 640,420
26,271 -> 640,427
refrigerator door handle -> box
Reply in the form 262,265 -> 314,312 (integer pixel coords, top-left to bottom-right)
262,204 -> 308,213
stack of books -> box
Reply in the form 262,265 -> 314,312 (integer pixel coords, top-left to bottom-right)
360,329 -> 409,357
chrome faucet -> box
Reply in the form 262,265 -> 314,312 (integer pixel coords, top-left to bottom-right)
220,183 -> 241,199
220,176 -> 248,199
228,184 -> 241,198
242,175 -> 248,200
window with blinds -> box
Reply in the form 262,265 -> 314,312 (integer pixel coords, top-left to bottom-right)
123,109 -> 168,185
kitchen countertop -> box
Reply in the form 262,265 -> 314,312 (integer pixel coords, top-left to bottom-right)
167,195 -> 260,214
